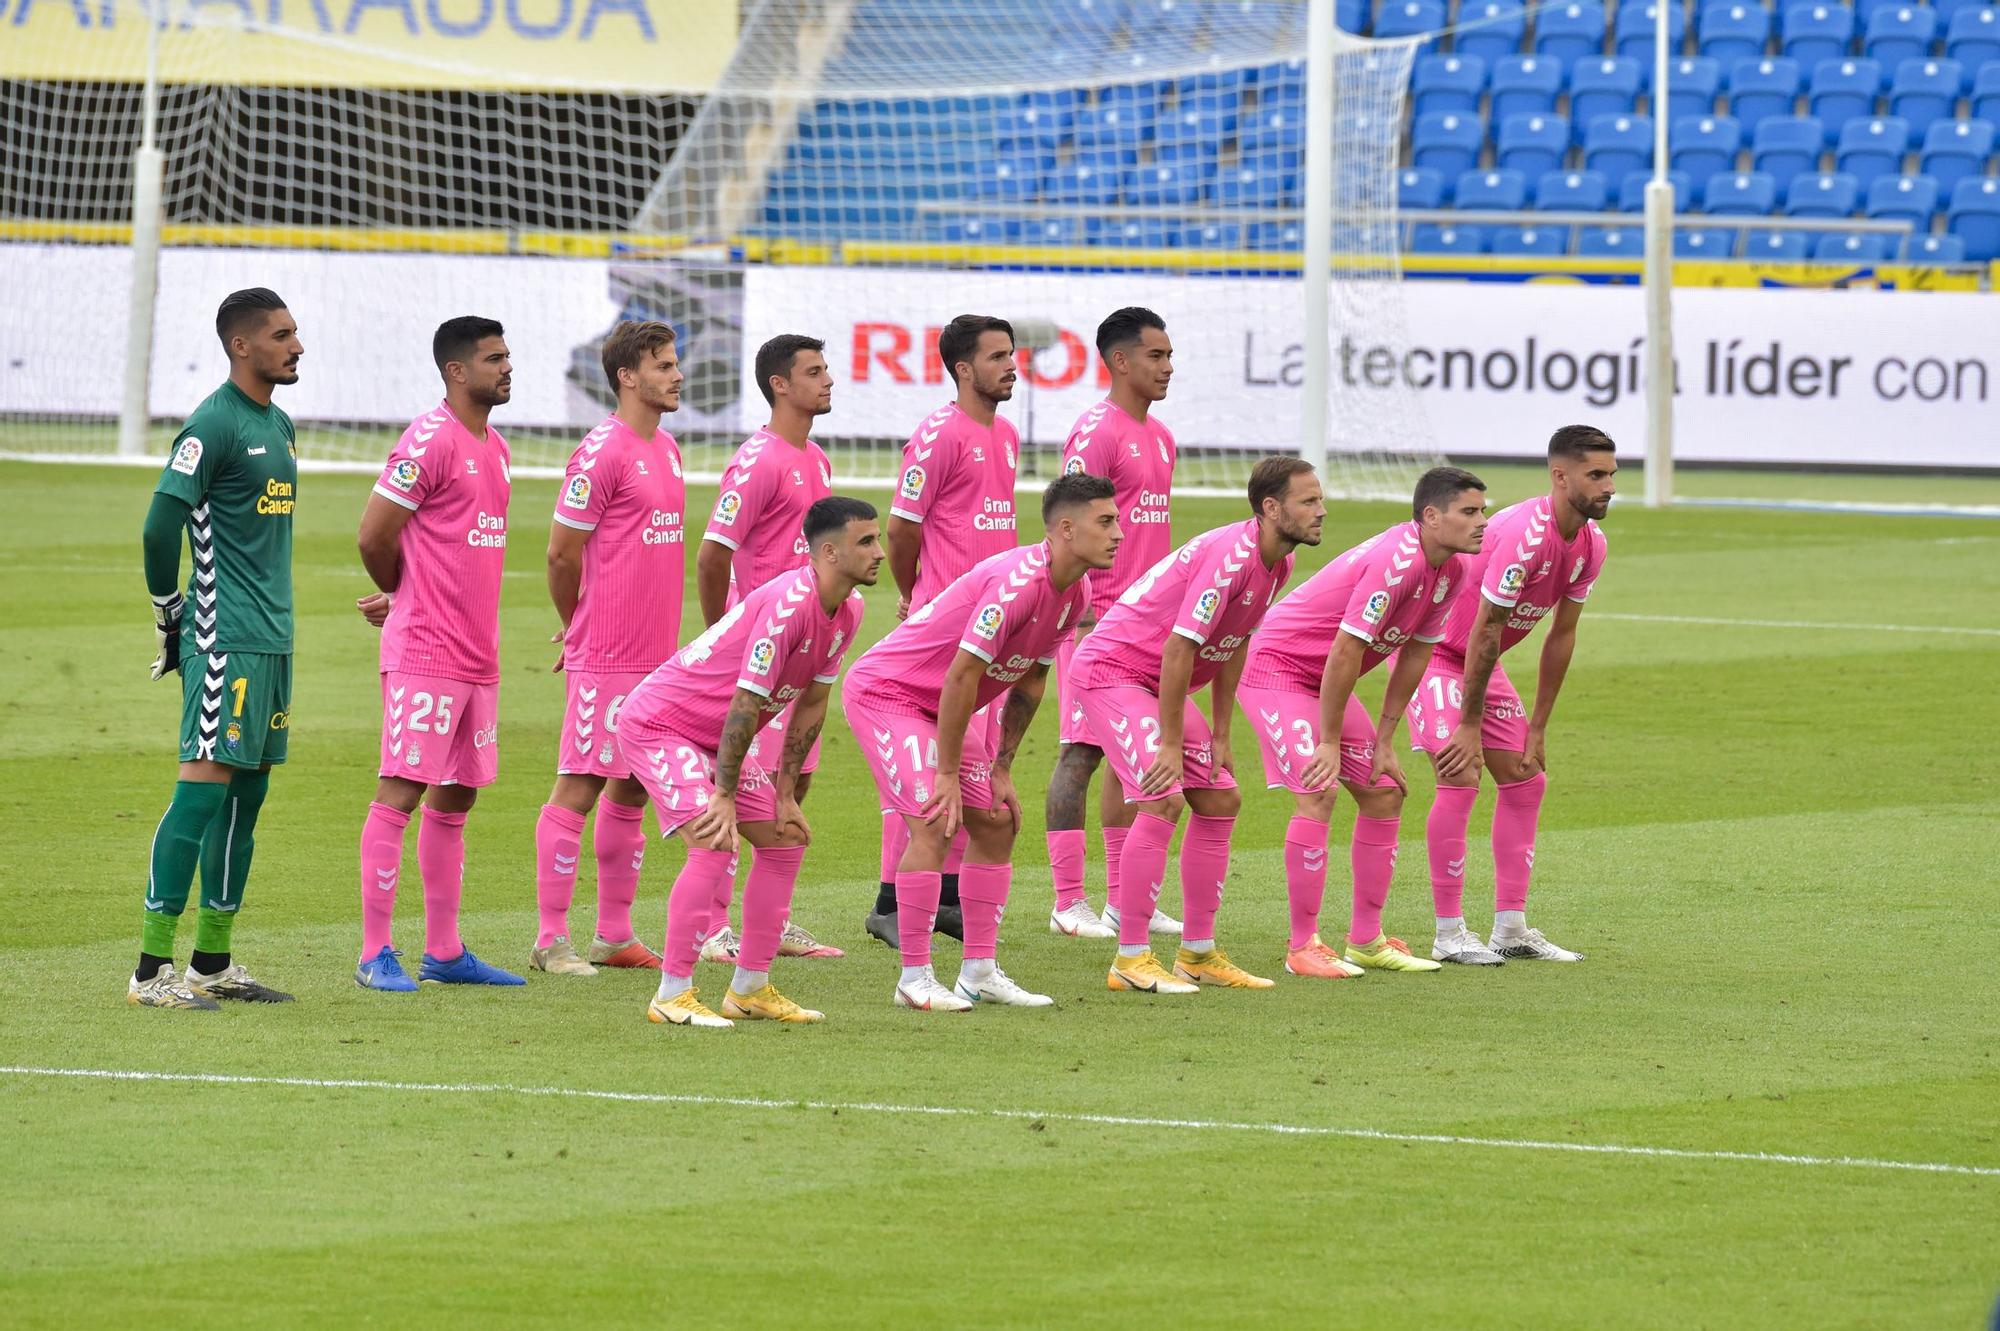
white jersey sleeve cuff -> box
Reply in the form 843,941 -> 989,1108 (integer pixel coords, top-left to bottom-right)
551,512 -> 597,532
1412,632 -> 1444,643
703,532 -> 741,551
1565,591 -> 1592,603
812,671 -> 842,684
889,506 -> 926,524
371,484 -> 419,511
734,678 -> 774,699
1480,586 -> 1521,610
958,641 -> 997,664
1170,625 -> 1206,645
1337,622 -> 1378,645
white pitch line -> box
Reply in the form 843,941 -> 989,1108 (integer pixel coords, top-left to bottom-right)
5,1065 -> 1994,1180
1596,612 -> 2000,638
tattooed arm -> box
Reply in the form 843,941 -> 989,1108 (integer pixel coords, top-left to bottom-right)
684,687 -> 766,851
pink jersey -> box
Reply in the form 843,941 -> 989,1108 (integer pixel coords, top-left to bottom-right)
1061,398 -> 1176,613
703,426 -> 832,604
891,401 -> 1022,609
553,414 -> 687,671
1071,518 -> 1293,694
846,542 -> 1089,718
1437,496 -> 1607,663
1245,521 -> 1466,692
372,400 -> 511,684
617,567 -> 864,753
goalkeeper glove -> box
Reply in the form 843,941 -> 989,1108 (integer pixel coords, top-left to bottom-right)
150,593 -> 184,680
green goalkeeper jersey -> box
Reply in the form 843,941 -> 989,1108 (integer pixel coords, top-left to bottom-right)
153,380 -> 299,655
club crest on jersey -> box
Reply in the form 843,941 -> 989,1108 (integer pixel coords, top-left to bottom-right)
1158,438 -> 1170,463
670,453 -> 683,478
1433,575 -> 1452,604
562,474 -> 591,510
818,462 -> 831,487
900,465 -> 927,501
1003,442 -> 1015,470
389,459 -> 421,492
1063,456 -> 1085,475
748,637 -> 777,677
1192,588 -> 1221,625
830,629 -> 846,658
716,490 -> 743,526
1499,563 -> 1527,597
224,721 -> 242,751
170,437 -> 203,475
405,742 -> 423,767
1362,590 -> 1390,625
972,604 -> 1004,640
1572,556 -> 1586,581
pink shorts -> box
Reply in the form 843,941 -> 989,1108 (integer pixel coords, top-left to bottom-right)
1238,681 -> 1400,793
623,725 -> 778,838
1071,681 -> 1236,804
844,694 -> 997,818
379,673 -> 499,787
1054,630 -> 1094,746
557,668 -> 649,779
1408,657 -> 1530,755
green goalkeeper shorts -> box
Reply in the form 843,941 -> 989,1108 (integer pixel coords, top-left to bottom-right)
179,650 -> 291,768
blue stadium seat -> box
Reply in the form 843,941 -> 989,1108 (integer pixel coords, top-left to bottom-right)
1947,175 -> 2000,259
1075,101 -> 1156,151
1337,0 -> 1369,34
1412,112 -> 1485,181
1945,7 -> 2000,86
1533,1 -> 1608,65
1853,0 -> 1903,30
1124,161 -> 1210,206
1075,143 -> 1140,170
1142,0 -> 1209,40
1974,62 -> 2000,121
1786,170 -> 1863,215
1835,116 -> 1912,191
1413,54 -> 1488,119
1489,224 -> 1571,253
1048,161 -> 1122,205
1090,217 -> 1177,248
1585,113 -> 1655,180
1455,167 -> 1532,209
1498,113 -> 1572,178
1782,3 -> 1857,70
1398,166 -> 1447,208
1809,59 -> 1887,146
1675,227 -> 1740,255
1251,58 -> 1308,101
1248,219 -> 1305,250
1753,115 -> 1828,183
1745,228 -> 1814,257
1376,0 -> 1449,47
1535,168 -> 1611,209
1577,224 -> 1643,254
1491,55 -> 1564,122
1702,169 -> 1780,213
1670,114 -> 1745,191
923,215 -> 1025,245
1617,167 -> 1692,209
997,102 -> 1071,151
1662,57 -> 1725,122
1411,222 -> 1489,252
1457,0 -> 1529,63
1617,1 -> 1687,62
1865,171 -> 1941,225
1153,129 -> 1223,166
1216,151 -> 1301,206
970,154 -> 1049,200
1889,59 -> 1965,142
1698,2 -> 1773,67
1864,6 -> 1939,71
1906,232 -> 1966,260
1239,102 -> 1306,152
1815,230 -> 1894,259
1025,217 -> 1084,245
1920,117 -> 1997,193
1727,57 -> 1804,125
1571,58 -> 1643,137
1935,0 -> 1989,26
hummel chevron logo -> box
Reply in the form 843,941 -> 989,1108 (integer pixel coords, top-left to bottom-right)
579,686 -> 598,703
1303,849 -> 1327,871
374,866 -> 398,892
391,686 -> 406,703
1446,856 -> 1465,877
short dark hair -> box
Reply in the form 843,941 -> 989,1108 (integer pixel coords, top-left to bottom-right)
1413,465 -> 1487,522
803,495 -> 877,550
755,333 -> 827,406
215,288 -> 288,348
600,320 -> 676,392
1041,471 -> 1116,522
1095,306 -> 1166,360
1549,424 -> 1617,461
1247,455 -> 1316,515
938,315 -> 1015,387
433,316 -> 505,372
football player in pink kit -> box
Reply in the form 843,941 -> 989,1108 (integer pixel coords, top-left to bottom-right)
352,317 -> 523,991
618,498 -> 882,1027
1072,457 -> 1324,995
1241,467 -> 1491,979
865,314 -> 1022,950
1411,426 -> 1615,965
1044,307 -> 1181,943
527,322 -> 687,978
846,474 -> 1121,1011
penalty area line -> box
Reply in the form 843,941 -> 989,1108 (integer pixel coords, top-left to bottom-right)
1595,612 -> 2000,638
4,1064 -> 1995,1181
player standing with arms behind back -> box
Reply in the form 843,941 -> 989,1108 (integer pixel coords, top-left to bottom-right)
1044,307 -> 1180,941
131,287 -> 302,1009
528,321 -> 687,977
351,317 -> 521,992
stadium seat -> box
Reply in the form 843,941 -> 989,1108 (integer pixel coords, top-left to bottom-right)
1919,117 -> 1997,194
1945,7 -> 2000,86
1834,116 -> 1913,193
1934,0 -> 1989,26
1675,226 -> 1740,255
1489,224 -> 1571,253
1577,224 -> 1642,254
1456,0 -> 1529,64
1222,151 -> 1302,206
1864,6 -> 1939,71
1124,161 -> 1209,206
1026,216 -> 1084,245
1251,57 -> 1308,100
1727,57 -> 1804,125
1753,115 -> 1829,184
1047,161 -> 1123,206
1535,168 -> 1611,210
1865,172 -> 1941,225
1413,54 -> 1488,119
1702,169 -> 1780,214
1745,228 -> 1814,257
1586,113 -> 1655,180
1239,102 -> 1306,152
1617,167 -> 1693,209
1412,112 -> 1485,181
1075,102 -> 1155,153
1699,2 -> 1774,67
1617,1 -> 1688,62
1945,174 -> 2000,259
1455,167 -> 1532,209
1570,58 -> 1644,138
1888,59 -> 1965,142
1815,230 -> 1894,259
1491,55 -> 1564,123
1075,144 -> 1139,171
1906,231 -> 1967,260
1782,4 -> 1858,71
1336,0 -> 1369,33
1090,217 -> 1176,248
1180,220 -> 1247,249
970,154 -> 1048,200
1533,1 -> 1608,65
1786,170 -> 1863,215
997,103 -> 1071,151
1410,222 -> 1489,252
1810,59 -> 1887,146
1498,113 -> 1571,178
1661,57 -> 1725,122
1974,62 -> 2000,122
1375,0 -> 1449,47
1670,114 -> 1745,191
1248,219 -> 1306,250
1398,166 -> 1447,209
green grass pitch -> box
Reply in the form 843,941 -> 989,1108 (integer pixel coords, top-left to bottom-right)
1,459 -> 1995,1328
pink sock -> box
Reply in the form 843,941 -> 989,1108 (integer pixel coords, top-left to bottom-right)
663,848 -> 733,978
1427,784 -> 1479,920
706,853 -> 738,938
880,814 -> 910,884
1116,814 -> 1175,947
943,829 -> 968,877
895,869 -> 943,967
592,798 -> 646,944
739,844 -> 806,972
359,801 -> 409,958
533,803 -> 586,948
1492,772 -> 1547,914
1347,814 -> 1401,946
1103,824 -> 1128,909
958,862 -> 1012,960
1047,829 -> 1086,910
1283,814 -> 1331,950
417,807 -> 468,961
1178,813 -> 1234,943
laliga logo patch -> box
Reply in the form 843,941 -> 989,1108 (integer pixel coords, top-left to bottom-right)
1063,456 -> 1085,475
389,459 -> 422,492
715,490 -> 742,526
1362,589 -> 1390,625
747,637 -> 777,677
562,474 -> 591,510
1192,588 -> 1221,625
900,465 -> 927,501
1499,563 -> 1527,597
1433,575 -> 1451,604
170,437 -> 203,475
972,604 -> 1004,640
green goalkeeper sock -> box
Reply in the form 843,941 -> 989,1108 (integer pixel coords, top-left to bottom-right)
199,769 -> 269,914
140,779 -> 230,967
